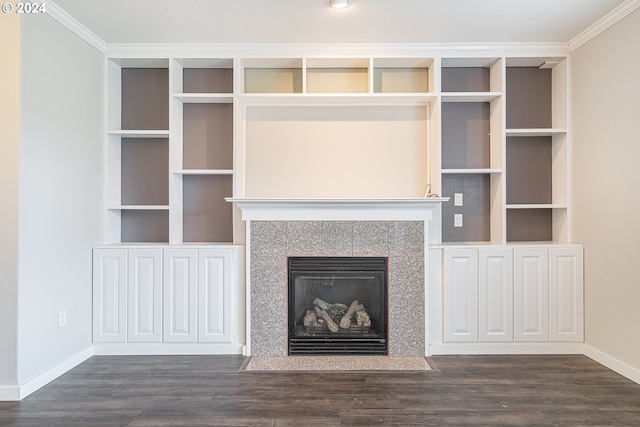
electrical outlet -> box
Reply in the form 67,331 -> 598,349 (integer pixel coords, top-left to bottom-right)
454,214 -> 463,227
58,310 -> 67,328
454,193 -> 463,206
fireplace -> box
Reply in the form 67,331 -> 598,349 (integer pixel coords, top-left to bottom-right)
227,197 -> 446,358
288,257 -> 388,355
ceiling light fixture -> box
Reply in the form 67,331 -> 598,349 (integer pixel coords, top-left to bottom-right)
330,0 -> 350,9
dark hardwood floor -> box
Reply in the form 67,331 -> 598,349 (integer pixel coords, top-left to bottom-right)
1,354 -> 639,426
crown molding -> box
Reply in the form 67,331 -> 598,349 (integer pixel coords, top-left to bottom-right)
45,0 -> 107,53
569,0 -> 640,52
41,0 -> 638,57
105,42 -> 569,59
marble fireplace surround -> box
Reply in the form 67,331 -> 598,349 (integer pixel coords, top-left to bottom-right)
228,198 -> 445,357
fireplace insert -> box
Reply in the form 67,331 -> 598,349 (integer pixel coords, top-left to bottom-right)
288,257 -> 388,355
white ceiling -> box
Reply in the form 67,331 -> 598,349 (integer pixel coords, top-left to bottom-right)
52,0 -> 628,45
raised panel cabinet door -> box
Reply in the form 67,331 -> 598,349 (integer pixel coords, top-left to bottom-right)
163,249 -> 198,342
479,247 -> 514,342
549,247 -> 584,342
93,248 -> 127,343
198,248 -> 234,342
443,248 -> 479,342
128,248 -> 163,342
514,247 -> 549,341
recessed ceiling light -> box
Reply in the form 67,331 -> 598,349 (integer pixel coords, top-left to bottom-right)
330,0 -> 350,9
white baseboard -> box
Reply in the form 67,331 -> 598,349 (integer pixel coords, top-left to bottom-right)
583,344 -> 640,386
430,342 -> 586,355
0,346 -> 94,401
93,342 -> 244,355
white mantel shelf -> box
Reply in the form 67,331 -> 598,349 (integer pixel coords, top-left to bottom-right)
227,197 -> 447,243
226,198 -> 447,220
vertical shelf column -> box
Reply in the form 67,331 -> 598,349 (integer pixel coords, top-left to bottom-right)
174,58 -> 235,243
107,59 -> 170,244
505,57 -> 569,243
440,57 -> 504,244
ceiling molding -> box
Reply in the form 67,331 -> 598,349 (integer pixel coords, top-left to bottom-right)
45,0 -> 107,53
569,0 -> 640,52
105,42 -> 569,59
43,0 -> 631,57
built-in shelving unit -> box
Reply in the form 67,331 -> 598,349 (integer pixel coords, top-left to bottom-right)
439,56 -> 569,244
104,52 -> 570,246
100,47 -> 578,358
106,58 -> 235,244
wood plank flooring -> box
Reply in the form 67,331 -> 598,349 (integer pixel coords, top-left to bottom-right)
1,354 -> 640,426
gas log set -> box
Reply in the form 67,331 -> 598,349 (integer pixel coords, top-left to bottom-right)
303,298 -> 371,334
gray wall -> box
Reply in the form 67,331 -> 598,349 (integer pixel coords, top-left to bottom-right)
16,13 -> 104,385
0,14 -> 21,391
571,8 -> 640,374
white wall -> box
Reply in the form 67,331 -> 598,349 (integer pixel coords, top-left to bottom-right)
571,9 -> 640,372
0,14 -> 21,391
245,105 -> 429,198
17,14 -> 104,384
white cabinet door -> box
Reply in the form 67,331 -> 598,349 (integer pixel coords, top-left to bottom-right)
163,249 -> 198,342
514,247 -> 549,341
549,247 -> 584,342
443,248 -> 479,342
128,249 -> 163,342
198,248 -> 234,342
479,248 -> 514,342
93,248 -> 127,343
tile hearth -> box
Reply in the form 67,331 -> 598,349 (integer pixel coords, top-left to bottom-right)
244,356 -> 433,371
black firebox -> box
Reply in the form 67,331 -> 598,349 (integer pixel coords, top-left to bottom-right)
288,257 -> 388,355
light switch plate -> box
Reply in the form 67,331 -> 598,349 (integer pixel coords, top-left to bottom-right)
454,193 -> 463,206
454,214 -> 463,227
58,310 -> 67,328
